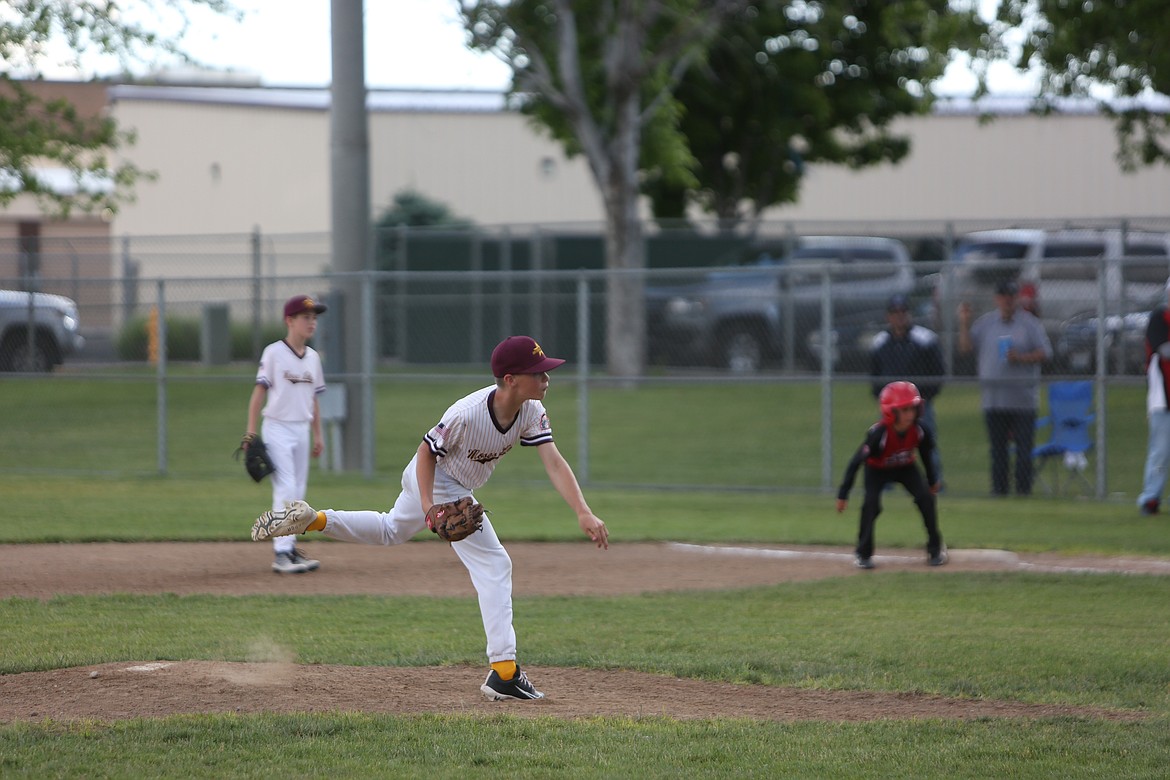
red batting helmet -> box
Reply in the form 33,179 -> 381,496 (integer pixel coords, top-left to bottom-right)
879,381 -> 922,425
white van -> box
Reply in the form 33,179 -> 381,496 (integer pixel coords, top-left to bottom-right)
936,228 -> 1170,365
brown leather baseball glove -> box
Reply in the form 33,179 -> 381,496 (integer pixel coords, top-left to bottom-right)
425,497 -> 484,542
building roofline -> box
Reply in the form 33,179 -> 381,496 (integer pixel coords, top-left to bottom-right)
932,92 -> 1170,116
98,82 -> 1170,116
107,83 -> 510,113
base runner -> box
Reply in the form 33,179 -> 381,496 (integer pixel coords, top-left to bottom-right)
836,381 -> 947,570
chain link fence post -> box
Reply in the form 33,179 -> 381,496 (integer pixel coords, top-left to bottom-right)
156,279 -> 168,476
821,269 -> 834,491
576,273 -> 590,486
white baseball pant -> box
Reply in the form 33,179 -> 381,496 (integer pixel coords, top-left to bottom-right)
261,418 -> 312,556
319,453 -> 517,663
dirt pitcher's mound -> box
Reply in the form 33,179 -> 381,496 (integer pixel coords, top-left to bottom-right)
2,541 -> 1164,724
0,661 -> 1146,724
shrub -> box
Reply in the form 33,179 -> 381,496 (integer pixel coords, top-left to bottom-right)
231,322 -> 286,361
116,315 -> 200,361
117,315 -> 288,363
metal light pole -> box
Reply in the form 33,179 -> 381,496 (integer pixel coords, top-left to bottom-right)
330,0 -> 373,474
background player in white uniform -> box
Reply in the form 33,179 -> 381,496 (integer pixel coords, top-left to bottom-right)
250,335 -> 609,701
244,295 -> 327,574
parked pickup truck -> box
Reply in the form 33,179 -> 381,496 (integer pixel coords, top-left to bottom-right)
0,289 -> 85,371
646,236 -> 916,372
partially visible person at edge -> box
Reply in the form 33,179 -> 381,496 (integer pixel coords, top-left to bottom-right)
249,335 -> 609,702
243,294 -> 327,574
1137,278 -> 1170,515
957,279 -> 1052,497
870,293 -> 946,484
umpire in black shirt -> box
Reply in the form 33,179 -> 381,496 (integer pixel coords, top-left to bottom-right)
870,294 -> 946,482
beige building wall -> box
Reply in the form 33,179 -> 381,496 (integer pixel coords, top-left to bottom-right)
110,97 -> 332,237
109,88 -> 604,239
773,109 -> 1170,223
107,86 -> 1170,242
369,111 -> 600,227
3,82 -> 1157,254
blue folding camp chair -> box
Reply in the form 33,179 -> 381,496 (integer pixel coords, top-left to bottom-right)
1032,381 -> 1095,495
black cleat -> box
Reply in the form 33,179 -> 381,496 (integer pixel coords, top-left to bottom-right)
481,667 -> 545,701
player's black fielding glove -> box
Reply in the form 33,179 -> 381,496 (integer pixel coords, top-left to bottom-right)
235,433 -> 275,483
425,497 -> 484,542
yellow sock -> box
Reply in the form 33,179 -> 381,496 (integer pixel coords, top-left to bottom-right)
307,511 -> 327,532
491,660 -> 517,680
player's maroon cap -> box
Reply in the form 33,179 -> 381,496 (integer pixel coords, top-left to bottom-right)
283,295 -> 327,318
491,336 -> 566,377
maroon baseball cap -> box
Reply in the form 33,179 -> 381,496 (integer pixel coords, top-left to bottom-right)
283,295 -> 327,318
490,336 -> 566,377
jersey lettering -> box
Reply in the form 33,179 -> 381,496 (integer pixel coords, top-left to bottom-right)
257,341 -> 325,422
467,444 -> 512,464
865,424 -> 921,469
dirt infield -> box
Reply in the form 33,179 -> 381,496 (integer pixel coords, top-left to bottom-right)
2,540 -> 1164,723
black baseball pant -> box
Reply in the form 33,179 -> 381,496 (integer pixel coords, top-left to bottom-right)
856,463 -> 942,560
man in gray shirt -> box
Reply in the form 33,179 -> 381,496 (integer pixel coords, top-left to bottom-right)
958,279 -> 1053,496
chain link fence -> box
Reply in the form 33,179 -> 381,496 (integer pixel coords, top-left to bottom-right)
2,218 -> 1167,502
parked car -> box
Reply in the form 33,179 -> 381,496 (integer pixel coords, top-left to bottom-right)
0,289 -> 85,371
932,228 -> 1170,370
1056,289 -> 1164,375
646,236 -> 916,372
804,307 -> 889,372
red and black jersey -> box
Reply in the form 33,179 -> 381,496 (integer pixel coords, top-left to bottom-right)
865,422 -> 922,469
1145,305 -> 1170,410
837,421 -> 938,500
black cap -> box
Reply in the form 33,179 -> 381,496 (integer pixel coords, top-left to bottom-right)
995,279 -> 1019,296
887,294 -> 910,312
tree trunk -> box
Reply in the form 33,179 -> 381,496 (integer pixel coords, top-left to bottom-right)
602,92 -> 646,378
603,203 -> 645,379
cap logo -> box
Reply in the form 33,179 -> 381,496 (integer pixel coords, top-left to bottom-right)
532,342 -> 546,358
302,298 -> 315,310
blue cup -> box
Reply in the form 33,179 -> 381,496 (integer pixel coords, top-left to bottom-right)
998,335 -> 1012,363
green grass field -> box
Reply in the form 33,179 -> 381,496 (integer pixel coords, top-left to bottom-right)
3,371 -> 1169,777
0,367 -> 1151,498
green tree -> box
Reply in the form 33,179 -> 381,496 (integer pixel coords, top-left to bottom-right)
995,0 -> 1170,170
0,0 -> 238,216
372,188 -> 471,277
375,188 -> 471,229
461,0 -> 743,377
657,0 -> 989,229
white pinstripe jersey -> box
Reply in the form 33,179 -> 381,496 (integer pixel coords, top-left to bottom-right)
423,385 -> 553,490
256,340 -> 326,423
